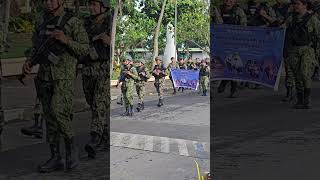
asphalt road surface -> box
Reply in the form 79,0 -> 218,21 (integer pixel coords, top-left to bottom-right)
212,81 -> 320,180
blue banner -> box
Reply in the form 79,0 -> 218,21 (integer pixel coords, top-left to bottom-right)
171,69 -> 200,90
211,24 -> 286,90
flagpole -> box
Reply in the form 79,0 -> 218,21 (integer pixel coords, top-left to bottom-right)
174,0 -> 177,60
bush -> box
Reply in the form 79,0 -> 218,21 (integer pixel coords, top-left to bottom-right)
9,13 -> 36,33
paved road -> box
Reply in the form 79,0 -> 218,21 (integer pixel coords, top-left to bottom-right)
0,83 -> 210,179
212,81 -> 320,180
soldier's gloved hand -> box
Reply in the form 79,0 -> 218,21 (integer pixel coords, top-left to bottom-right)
23,61 -> 33,74
52,30 -> 70,44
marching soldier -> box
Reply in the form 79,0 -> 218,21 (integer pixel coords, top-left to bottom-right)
81,0 -> 112,159
22,0 -> 89,172
178,57 -> 187,92
247,0 -> 277,27
186,57 -> 196,70
199,60 -> 210,96
167,57 -> 179,94
118,56 -> 138,116
214,0 -> 247,98
284,0 -> 320,109
116,60 -> 126,105
135,58 -> 150,112
152,56 -> 167,107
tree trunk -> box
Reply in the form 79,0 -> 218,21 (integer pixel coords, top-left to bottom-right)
74,0 -> 80,16
110,0 -> 120,76
152,0 -> 167,66
3,0 -> 10,49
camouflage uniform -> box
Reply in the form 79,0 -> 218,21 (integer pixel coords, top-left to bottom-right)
152,57 -> 167,107
81,10 -> 112,158
199,61 -> 210,96
285,11 -> 320,109
82,11 -> 112,137
0,23 -> 3,147
215,4 -> 247,98
30,9 -> 89,172
120,57 -> 138,116
135,59 -> 150,111
167,60 -> 179,94
247,1 -> 276,26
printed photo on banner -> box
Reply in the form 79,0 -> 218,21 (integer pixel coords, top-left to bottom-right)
210,24 -> 286,90
171,69 -> 200,90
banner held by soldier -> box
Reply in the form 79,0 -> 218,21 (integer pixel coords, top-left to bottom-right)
211,24 -> 286,90
171,69 -> 200,90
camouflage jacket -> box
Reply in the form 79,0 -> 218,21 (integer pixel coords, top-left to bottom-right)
213,5 -> 247,25
82,11 -> 113,76
121,65 -> 138,87
31,10 -> 89,81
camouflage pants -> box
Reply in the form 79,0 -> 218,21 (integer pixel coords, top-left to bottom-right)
287,47 -> 317,91
200,76 -> 209,91
154,79 -> 164,100
37,79 -> 74,144
121,83 -> 134,107
82,75 -> 110,135
136,82 -> 145,104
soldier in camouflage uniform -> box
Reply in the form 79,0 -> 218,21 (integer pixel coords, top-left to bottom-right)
214,0 -> 247,98
81,0 -> 112,159
247,0 -> 277,26
135,58 -> 150,112
178,57 -> 187,92
22,0 -> 89,172
284,0 -> 320,109
118,56 -> 138,116
0,22 -> 3,149
152,56 -> 167,107
199,60 -> 210,96
273,0 -> 291,20
186,57 -> 196,70
167,57 -> 179,94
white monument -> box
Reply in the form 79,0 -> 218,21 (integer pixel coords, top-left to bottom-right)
163,23 -> 177,67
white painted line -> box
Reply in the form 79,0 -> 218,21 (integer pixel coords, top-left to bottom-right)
144,135 -> 154,151
176,139 -> 189,156
160,137 -> 170,153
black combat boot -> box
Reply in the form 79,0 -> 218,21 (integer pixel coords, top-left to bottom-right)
217,80 -> 227,93
173,88 -> 177,95
141,102 -> 145,110
282,87 -> 293,102
181,88 -> 184,93
21,113 -> 43,138
136,103 -> 141,112
85,131 -> 102,159
228,81 -> 237,98
293,90 -> 304,109
157,99 -> 163,107
128,105 -> 134,116
64,137 -> 79,171
98,125 -> 109,151
304,88 -> 311,109
121,107 -> 129,116
202,90 -> 207,96
38,142 -> 64,173
117,97 -> 123,105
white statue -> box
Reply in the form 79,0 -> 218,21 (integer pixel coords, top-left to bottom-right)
163,23 -> 177,67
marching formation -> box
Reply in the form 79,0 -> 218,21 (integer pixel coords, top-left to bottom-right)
211,0 -> 320,109
116,56 -> 210,116
0,0 -> 112,173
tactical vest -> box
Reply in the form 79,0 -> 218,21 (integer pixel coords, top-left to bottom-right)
247,3 -> 269,26
200,66 -> 209,77
286,13 -> 313,47
84,11 -> 112,61
153,64 -> 166,78
137,66 -> 148,82
220,5 -> 239,25
33,11 -> 74,65
179,63 -> 187,70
